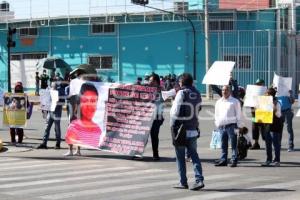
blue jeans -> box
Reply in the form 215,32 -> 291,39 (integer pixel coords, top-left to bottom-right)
265,131 -> 281,162
174,137 -> 204,185
42,105 -> 62,146
281,109 -> 294,148
219,124 -> 238,163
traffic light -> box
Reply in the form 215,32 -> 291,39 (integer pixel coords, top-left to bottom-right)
131,0 -> 149,5
7,27 -> 16,48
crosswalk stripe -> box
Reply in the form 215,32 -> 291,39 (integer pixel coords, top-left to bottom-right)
0,165 -> 109,182
38,173 -> 262,200
40,180 -> 177,199
0,164 -> 101,178
6,171 -> 237,196
0,158 -> 22,162
0,168 -> 162,189
73,175 -> 280,200
0,162 -> 71,171
5,170 -> 189,196
0,160 -> 46,167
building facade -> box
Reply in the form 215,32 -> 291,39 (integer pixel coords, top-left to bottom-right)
0,4 -> 298,93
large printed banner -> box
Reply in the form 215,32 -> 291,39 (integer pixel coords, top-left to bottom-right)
255,96 -> 273,124
202,61 -> 235,85
273,73 -> 292,97
3,93 -> 27,127
100,85 -> 157,156
65,79 -> 157,156
244,85 -> 267,107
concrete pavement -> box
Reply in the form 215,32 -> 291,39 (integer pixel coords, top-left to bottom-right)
0,104 -> 299,200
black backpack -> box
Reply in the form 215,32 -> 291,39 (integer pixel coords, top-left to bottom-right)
237,134 -> 249,160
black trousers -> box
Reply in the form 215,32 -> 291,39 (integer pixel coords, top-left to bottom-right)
150,120 -> 163,157
10,128 -> 24,143
252,122 -> 265,141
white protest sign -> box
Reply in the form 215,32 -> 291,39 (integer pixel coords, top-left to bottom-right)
244,85 -> 267,107
273,73 -> 292,97
202,61 -> 235,85
50,90 -> 59,112
162,89 -> 176,101
40,89 -> 51,111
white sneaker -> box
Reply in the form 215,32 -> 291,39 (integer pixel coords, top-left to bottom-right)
63,151 -> 73,156
74,151 -> 81,156
273,162 -> 280,167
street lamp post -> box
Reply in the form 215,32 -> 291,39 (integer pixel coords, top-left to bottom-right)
131,0 -> 197,80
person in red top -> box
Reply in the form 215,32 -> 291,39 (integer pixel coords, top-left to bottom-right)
64,83 -> 101,156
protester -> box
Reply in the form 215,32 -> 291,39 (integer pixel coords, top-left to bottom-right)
9,82 -> 27,144
170,73 -> 204,190
40,69 -> 49,89
37,81 -> 65,149
148,73 -> 164,160
135,77 -> 142,85
64,83 -> 101,156
211,73 -> 239,99
214,85 -> 242,167
35,72 -> 40,96
261,88 -> 283,167
250,79 -> 266,149
277,90 -> 295,152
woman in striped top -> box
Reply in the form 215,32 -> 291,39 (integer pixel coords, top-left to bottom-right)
65,83 -> 101,156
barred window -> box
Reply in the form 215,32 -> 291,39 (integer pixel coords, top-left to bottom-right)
88,55 -> 113,70
224,55 -> 251,69
91,24 -> 115,34
19,28 -> 38,37
209,20 -> 234,31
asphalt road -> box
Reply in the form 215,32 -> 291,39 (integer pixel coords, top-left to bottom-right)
0,103 -> 299,200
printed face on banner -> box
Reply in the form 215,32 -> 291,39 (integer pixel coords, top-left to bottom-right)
66,82 -> 107,149
3,93 -> 27,127
65,80 -> 158,156
80,90 -> 98,121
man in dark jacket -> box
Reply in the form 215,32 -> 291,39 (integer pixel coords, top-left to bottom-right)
170,73 -> 204,191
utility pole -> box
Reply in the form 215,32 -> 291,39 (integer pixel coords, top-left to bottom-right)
131,0 -> 197,80
204,0 -> 211,99
7,27 -> 16,93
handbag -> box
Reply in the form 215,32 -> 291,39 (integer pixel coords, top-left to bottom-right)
172,123 -> 187,146
210,130 -> 222,149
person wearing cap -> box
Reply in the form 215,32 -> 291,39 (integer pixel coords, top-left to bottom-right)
250,79 -> 266,150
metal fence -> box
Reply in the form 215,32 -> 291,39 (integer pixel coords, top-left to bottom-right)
212,30 -> 300,93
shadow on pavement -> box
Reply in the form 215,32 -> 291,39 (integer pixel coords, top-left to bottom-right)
203,188 -> 295,193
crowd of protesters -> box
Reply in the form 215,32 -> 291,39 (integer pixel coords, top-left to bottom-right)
6,68 -> 297,191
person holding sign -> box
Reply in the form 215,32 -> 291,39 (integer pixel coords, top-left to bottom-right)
261,88 -> 283,167
64,83 -> 101,156
37,81 -> 64,149
148,73 -> 164,160
250,79 -> 266,150
171,73 -> 204,191
9,82 -> 27,144
214,85 -> 242,168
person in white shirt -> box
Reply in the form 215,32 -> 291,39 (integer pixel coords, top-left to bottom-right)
214,85 -> 242,167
